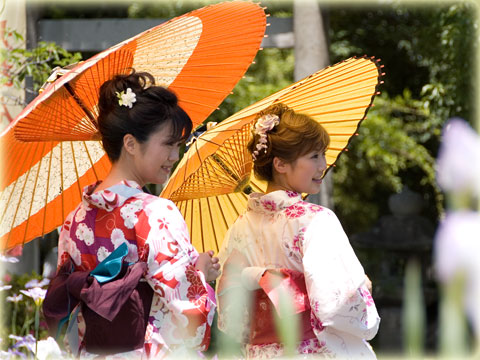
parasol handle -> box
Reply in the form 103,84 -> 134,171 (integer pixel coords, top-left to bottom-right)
211,153 -> 252,194
63,83 -> 98,130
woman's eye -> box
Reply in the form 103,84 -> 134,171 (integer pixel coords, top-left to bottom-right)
166,141 -> 181,147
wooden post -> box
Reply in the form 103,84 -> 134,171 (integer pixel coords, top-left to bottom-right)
293,0 -> 333,209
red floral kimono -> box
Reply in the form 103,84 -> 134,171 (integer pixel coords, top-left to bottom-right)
57,180 -> 216,358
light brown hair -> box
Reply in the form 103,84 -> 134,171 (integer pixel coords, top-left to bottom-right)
247,103 -> 330,182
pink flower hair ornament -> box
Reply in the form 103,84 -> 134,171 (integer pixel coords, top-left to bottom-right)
252,113 -> 280,161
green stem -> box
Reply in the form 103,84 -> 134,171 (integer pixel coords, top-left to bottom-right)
273,280 -> 299,357
21,310 -> 31,336
403,258 -> 425,356
34,305 -> 39,360
11,302 -> 18,343
439,271 -> 468,357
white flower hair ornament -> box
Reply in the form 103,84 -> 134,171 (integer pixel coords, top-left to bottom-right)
252,114 -> 280,161
116,87 -> 137,108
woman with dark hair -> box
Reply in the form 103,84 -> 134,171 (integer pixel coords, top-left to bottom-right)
216,104 -> 380,358
55,70 -> 220,357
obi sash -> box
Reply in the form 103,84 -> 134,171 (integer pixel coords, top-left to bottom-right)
249,268 -> 316,345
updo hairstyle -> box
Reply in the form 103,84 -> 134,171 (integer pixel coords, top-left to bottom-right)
97,70 -> 192,162
247,103 -> 330,182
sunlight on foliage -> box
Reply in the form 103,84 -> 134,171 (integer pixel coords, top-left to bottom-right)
0,29 -> 82,106
333,92 -> 443,233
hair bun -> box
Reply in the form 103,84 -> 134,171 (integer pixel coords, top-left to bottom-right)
256,103 -> 290,121
98,69 -> 155,113
147,86 -> 178,107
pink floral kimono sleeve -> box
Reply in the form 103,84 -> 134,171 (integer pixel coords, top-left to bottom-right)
135,198 -> 216,356
302,209 -> 380,340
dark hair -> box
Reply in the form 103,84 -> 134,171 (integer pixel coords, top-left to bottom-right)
97,70 -> 192,162
247,103 -> 330,182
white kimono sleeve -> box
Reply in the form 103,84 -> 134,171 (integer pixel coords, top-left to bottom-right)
302,209 -> 380,340
216,227 -> 252,343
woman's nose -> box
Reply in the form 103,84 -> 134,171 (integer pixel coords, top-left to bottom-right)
169,148 -> 180,162
319,158 -> 327,174
320,157 -> 327,168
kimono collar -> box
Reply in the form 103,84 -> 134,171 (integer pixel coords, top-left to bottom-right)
248,190 -> 302,214
82,180 -> 143,211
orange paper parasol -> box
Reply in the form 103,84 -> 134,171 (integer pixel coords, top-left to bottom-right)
161,56 -> 384,253
0,1 -> 266,250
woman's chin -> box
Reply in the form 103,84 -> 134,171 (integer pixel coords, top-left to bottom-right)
307,184 -> 322,195
148,176 -> 168,186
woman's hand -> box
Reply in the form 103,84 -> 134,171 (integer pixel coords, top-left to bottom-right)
195,250 -> 221,282
365,274 -> 372,293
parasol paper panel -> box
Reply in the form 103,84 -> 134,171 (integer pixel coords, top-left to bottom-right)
1,1 -> 266,250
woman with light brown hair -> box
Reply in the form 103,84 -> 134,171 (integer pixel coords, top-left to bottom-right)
216,103 -> 380,358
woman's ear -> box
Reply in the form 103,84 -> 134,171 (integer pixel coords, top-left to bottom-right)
273,156 -> 288,174
123,134 -> 137,156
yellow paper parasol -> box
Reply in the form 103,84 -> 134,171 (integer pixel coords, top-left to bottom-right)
162,56 -> 384,253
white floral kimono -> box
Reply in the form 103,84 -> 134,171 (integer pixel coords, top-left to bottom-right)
217,190 -> 380,359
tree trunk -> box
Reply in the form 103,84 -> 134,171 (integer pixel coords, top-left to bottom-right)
293,0 -> 333,209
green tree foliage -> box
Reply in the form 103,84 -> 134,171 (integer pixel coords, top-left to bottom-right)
0,29 -> 82,105
329,2 -> 477,134
327,2 -> 477,234
333,92 -> 443,233
208,48 -> 295,124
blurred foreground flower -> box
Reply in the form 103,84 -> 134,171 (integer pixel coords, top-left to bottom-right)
0,348 -> 26,359
6,293 -> 23,303
20,287 -> 47,306
9,334 -> 36,354
7,293 -> 24,344
20,287 -> 47,355
25,278 -> 50,289
436,117 -> 480,196
434,117 -> 480,355
0,280 -> 12,291
0,255 -> 19,263
434,212 -> 480,334
36,337 -> 62,360
6,335 -> 61,360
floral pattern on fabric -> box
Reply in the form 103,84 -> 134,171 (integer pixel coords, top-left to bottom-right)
283,226 -> 305,264
285,203 -> 307,219
217,190 -> 381,359
120,200 -> 143,229
246,337 -> 334,359
57,180 -> 216,358
261,199 -> 277,212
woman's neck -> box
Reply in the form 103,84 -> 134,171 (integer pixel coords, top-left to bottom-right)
265,182 -> 293,194
265,170 -> 295,193
95,159 -> 144,192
